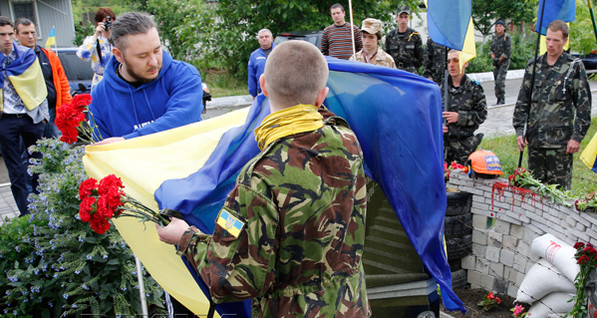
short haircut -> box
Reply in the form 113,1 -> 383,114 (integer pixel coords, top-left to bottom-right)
0,16 -> 14,28
110,12 -> 157,49
15,18 -> 34,32
330,3 -> 344,12
257,28 -> 272,37
264,40 -> 328,107
547,20 -> 569,39
95,7 -> 116,24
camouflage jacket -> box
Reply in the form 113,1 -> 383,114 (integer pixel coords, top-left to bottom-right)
423,37 -> 449,85
350,46 -> 397,68
512,52 -> 592,148
490,33 -> 512,60
385,27 -> 423,73
179,108 -> 370,318
441,75 -> 487,139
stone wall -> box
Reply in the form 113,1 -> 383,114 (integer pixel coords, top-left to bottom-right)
446,170 -> 597,298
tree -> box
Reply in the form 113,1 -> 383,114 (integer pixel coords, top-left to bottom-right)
570,0 -> 597,55
472,0 -> 537,38
127,0 -> 216,66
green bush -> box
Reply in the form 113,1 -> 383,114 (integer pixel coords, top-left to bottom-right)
0,139 -> 166,317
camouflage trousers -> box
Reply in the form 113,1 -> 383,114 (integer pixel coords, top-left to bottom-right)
444,134 -> 481,164
528,147 -> 573,190
493,59 -> 510,102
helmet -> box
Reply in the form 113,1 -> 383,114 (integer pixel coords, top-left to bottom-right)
466,150 -> 503,177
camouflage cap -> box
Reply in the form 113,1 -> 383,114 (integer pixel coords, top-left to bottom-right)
397,5 -> 410,15
361,18 -> 383,35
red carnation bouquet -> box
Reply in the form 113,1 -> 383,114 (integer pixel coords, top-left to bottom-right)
78,174 -> 169,234
55,94 -> 101,144
567,242 -> 597,318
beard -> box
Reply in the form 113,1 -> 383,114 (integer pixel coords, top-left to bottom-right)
121,62 -> 161,84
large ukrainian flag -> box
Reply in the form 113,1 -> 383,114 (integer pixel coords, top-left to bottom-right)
84,57 -> 464,316
0,43 -> 47,111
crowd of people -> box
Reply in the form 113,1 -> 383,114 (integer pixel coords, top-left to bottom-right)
0,3 -> 592,317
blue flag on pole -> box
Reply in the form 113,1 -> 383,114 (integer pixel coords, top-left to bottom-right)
535,0 -> 576,35
427,0 -> 472,50
155,58 -> 465,314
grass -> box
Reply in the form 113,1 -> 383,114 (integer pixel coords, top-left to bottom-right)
199,68 -> 247,98
478,117 -> 597,197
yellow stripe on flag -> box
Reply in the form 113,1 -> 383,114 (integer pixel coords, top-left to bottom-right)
8,57 -> 47,110
83,107 -> 251,316
458,18 -> 477,72
581,132 -> 597,173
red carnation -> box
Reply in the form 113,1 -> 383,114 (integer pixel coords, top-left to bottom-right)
89,214 -> 111,235
578,255 -> 590,264
72,94 -> 92,110
79,178 -> 98,199
79,196 -> 96,222
98,174 -> 124,195
574,242 -> 586,249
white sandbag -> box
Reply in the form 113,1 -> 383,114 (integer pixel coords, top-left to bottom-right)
527,291 -> 574,317
516,258 -> 576,304
530,233 -> 580,282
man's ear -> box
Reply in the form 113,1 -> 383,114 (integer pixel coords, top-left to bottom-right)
112,47 -> 124,64
259,74 -> 269,97
315,87 -> 329,107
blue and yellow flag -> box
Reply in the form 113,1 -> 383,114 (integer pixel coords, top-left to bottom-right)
535,0 -> 576,35
581,132 -> 597,173
45,27 -> 56,49
84,58 -> 465,316
427,0 -> 476,70
0,43 -> 47,111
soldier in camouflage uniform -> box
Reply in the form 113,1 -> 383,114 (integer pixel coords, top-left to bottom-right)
490,20 -> 512,105
350,18 -> 396,68
442,50 -> 487,164
512,20 -> 592,189
385,5 -> 423,74
423,37 -> 449,85
157,41 -> 370,318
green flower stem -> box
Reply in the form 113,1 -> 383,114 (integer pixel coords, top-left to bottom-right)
117,195 -> 170,226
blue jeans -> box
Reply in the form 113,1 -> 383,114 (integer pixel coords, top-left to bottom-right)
0,115 -> 45,216
44,107 -> 61,138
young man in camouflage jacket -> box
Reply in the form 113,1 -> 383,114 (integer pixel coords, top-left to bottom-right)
490,20 -> 512,105
157,41 -> 371,318
513,20 -> 592,189
442,50 -> 487,164
385,5 -> 423,74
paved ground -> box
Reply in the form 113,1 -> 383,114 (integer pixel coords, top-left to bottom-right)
1,76 -> 596,224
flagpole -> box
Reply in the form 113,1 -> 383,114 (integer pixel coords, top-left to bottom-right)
588,0 -> 597,43
52,25 -> 58,52
348,0 -> 357,58
518,0 -> 547,168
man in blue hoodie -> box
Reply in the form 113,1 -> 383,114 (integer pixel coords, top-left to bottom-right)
90,12 -> 203,143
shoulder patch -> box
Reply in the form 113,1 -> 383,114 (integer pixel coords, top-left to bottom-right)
216,209 -> 245,238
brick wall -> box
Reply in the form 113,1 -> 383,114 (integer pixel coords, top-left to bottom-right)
446,170 -> 597,298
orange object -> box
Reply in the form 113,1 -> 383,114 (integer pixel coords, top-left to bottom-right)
467,150 -> 504,175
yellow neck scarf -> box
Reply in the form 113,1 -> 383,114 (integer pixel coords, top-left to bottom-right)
254,104 -> 324,150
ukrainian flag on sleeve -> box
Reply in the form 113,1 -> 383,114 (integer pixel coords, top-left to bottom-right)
0,43 -> 47,111
581,132 -> 597,173
83,57 -> 465,316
